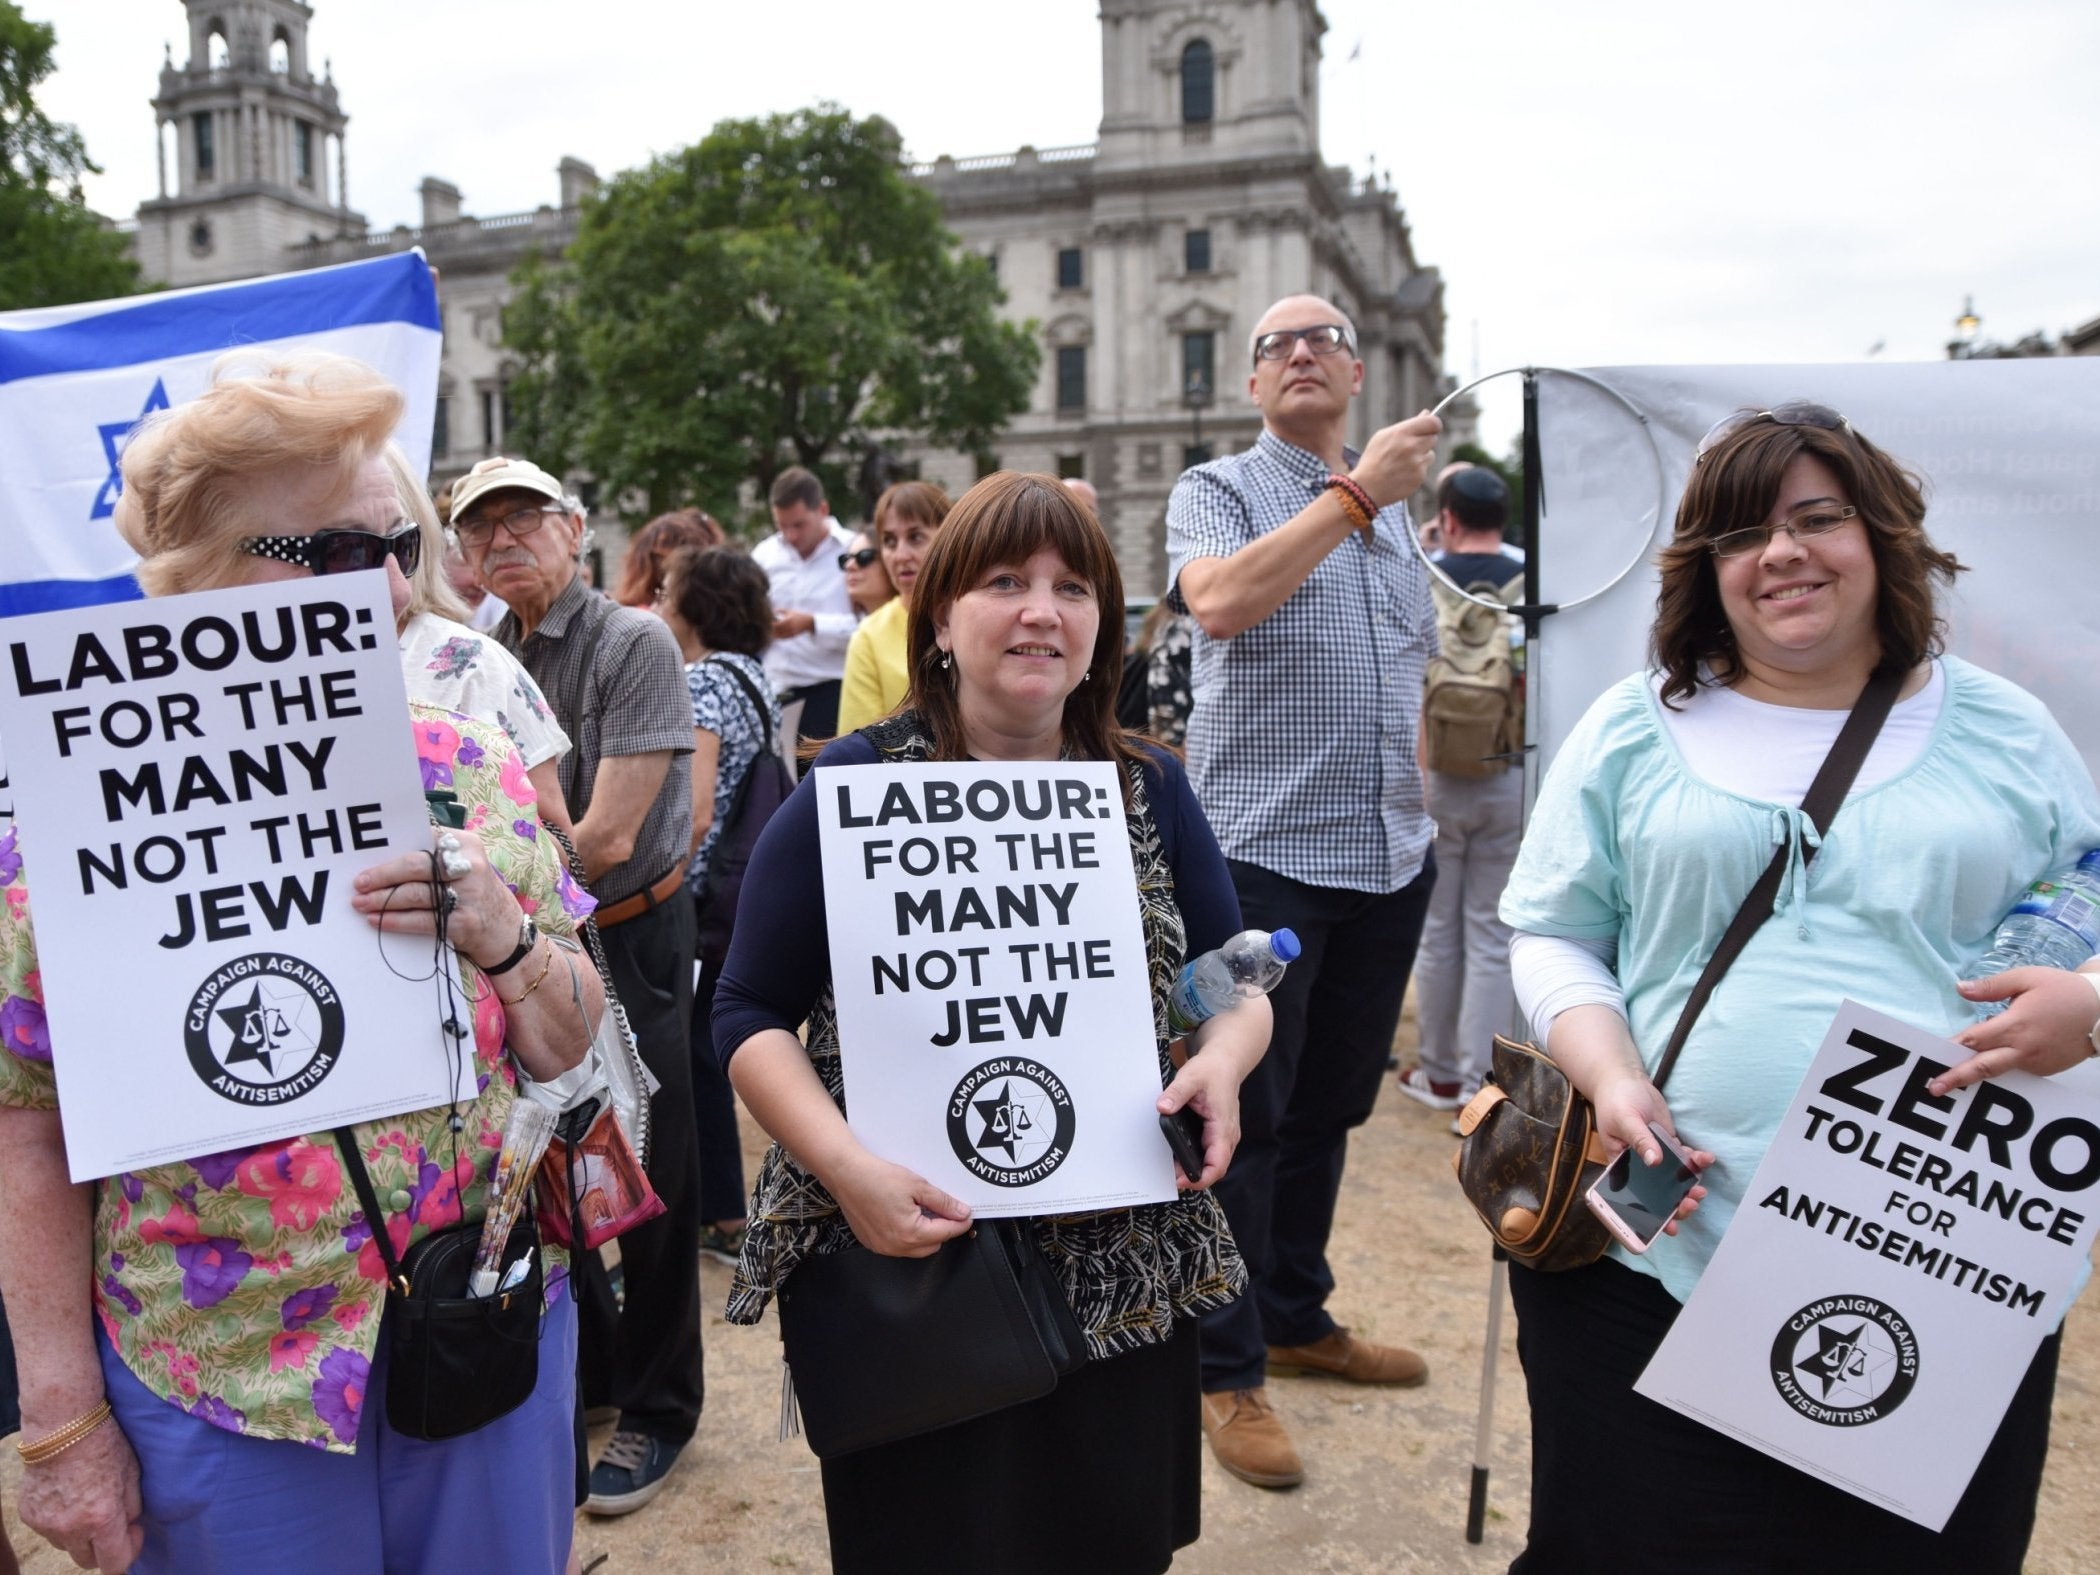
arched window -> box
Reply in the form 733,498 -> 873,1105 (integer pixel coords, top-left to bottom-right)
206,24 -> 230,70
270,31 -> 290,73
1181,40 -> 1215,124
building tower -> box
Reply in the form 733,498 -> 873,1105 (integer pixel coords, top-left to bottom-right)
132,1 -> 362,286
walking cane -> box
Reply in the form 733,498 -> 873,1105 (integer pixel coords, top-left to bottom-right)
1466,1246 -> 1508,1544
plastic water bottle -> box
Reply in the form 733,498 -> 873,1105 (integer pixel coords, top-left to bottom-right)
1168,928 -> 1301,1034
1966,849 -> 2100,1016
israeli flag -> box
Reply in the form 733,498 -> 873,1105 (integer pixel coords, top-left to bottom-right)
0,249 -> 442,619
0,248 -> 441,818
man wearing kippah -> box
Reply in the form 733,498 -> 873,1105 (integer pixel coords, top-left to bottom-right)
1165,295 -> 1444,1489
1401,464 -> 1526,1123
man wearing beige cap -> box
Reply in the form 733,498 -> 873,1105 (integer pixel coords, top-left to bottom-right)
452,455 -> 703,1515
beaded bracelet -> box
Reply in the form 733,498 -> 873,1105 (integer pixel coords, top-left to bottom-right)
1324,474 -> 1375,531
17,1400 -> 113,1466
495,937 -> 556,1006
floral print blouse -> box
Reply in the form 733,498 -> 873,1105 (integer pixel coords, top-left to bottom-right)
0,704 -> 595,1453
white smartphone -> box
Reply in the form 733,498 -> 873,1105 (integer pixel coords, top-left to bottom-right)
1584,1122 -> 1702,1253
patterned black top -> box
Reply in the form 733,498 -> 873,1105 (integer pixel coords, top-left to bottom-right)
713,711 -> 1248,1359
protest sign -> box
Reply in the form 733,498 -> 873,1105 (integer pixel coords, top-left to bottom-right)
1636,999 -> 2100,1529
0,571 -> 472,1179
817,759 -> 1177,1217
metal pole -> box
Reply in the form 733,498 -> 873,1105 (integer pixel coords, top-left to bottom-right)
1466,1250 -> 1509,1543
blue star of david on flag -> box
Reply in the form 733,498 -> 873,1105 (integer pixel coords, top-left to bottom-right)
0,250 -> 441,622
90,377 -> 171,521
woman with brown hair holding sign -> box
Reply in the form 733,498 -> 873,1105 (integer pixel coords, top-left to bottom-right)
1496,403 -> 2100,1571
713,471 -> 1267,1573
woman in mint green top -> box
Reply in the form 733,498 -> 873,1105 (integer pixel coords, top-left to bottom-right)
1496,404 -> 2100,1573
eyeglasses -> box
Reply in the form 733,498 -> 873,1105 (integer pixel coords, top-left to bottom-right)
1695,402 -> 1851,461
1709,505 -> 1858,559
240,523 -> 422,577
838,548 -> 882,571
453,503 -> 560,547
1252,323 -> 1355,364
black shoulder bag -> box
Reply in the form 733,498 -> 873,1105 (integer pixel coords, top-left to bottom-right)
332,1128 -> 543,1440
1454,667 -> 1904,1271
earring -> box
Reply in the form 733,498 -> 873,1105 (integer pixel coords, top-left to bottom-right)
941,651 -> 952,671
1082,672 -> 1091,684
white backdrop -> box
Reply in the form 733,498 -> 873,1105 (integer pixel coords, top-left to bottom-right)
1527,358 -> 2100,778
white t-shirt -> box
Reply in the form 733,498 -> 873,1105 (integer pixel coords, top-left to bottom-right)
397,612 -> 571,770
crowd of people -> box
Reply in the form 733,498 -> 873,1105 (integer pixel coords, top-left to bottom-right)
2,292 -> 2098,1575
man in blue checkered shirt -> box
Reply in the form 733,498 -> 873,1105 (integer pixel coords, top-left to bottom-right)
1167,294 -> 1445,1490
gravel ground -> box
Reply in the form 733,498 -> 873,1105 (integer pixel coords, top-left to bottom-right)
7,997 -> 2096,1572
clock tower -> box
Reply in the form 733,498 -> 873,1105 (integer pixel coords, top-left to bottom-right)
132,1 -> 363,285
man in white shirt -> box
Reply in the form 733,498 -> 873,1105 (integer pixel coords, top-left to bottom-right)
751,466 -> 855,742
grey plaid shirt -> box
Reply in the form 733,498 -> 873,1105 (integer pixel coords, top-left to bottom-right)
1166,429 -> 1435,894
496,574 -> 693,905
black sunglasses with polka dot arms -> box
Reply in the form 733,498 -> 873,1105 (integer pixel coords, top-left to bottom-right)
239,522 -> 422,577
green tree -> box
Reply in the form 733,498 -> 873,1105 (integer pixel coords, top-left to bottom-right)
0,3 -> 143,309
505,107 -> 1039,520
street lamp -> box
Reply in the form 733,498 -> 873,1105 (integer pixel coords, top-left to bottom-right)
1950,296 -> 1981,359
1183,365 -> 1212,466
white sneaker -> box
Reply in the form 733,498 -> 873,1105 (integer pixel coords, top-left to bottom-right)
1396,1066 -> 1465,1111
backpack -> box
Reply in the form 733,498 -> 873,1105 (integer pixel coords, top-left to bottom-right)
1421,571 -> 1523,779
694,657 -> 796,968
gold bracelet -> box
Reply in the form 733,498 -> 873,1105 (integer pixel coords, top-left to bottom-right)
494,937 -> 556,1006
16,1400 -> 113,1465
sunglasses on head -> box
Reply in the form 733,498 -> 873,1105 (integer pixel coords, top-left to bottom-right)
240,523 -> 423,577
838,547 -> 882,570
1695,402 -> 1851,462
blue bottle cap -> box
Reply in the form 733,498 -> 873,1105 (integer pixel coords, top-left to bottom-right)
2078,849 -> 2100,875
1269,928 -> 1302,963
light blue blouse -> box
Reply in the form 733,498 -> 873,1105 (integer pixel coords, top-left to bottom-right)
1501,656 -> 2100,1305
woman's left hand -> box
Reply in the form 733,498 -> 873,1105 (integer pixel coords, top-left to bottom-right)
1935,968 -> 2100,1096
348,826 -> 525,974
1158,1054 -> 1242,1192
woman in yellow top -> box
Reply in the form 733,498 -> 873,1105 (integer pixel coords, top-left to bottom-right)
836,481 -> 950,730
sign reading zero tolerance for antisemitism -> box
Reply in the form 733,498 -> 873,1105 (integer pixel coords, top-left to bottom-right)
0,572 -> 472,1180
1638,1000 -> 2100,1529
818,760 -> 1177,1217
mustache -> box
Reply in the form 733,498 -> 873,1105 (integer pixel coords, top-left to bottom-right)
481,548 -> 540,573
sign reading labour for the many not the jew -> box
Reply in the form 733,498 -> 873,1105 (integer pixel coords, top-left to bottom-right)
1637,1000 -> 2100,1529
0,572 -> 470,1180
817,760 -> 1176,1217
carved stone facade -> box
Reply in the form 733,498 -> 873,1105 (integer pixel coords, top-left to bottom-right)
126,0 -> 1461,587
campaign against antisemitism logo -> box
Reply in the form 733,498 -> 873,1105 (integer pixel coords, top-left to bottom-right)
947,1056 -> 1077,1187
1770,1294 -> 1920,1426
184,952 -> 345,1106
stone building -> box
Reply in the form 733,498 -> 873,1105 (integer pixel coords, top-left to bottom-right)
124,0 -> 1460,587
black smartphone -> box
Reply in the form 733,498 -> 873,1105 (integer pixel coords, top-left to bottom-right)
1159,1107 -> 1206,1179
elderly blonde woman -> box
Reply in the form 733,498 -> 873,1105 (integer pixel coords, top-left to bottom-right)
0,356 -> 603,1574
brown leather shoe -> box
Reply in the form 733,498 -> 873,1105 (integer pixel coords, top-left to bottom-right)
1266,1327 -> 1429,1386
1199,1386 -> 1305,1488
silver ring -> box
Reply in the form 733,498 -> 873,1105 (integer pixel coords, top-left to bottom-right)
439,848 -> 472,881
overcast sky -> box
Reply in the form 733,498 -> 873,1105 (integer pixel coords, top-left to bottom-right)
35,0 -> 2100,453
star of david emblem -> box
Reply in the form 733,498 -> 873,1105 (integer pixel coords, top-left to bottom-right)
91,378 -> 171,521
972,1080 -> 1045,1161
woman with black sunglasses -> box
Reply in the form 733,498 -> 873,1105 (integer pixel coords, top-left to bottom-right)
0,354 -> 604,1573
1495,403 -> 2100,1572
838,528 -> 895,618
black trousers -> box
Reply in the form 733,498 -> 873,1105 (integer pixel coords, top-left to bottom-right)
1199,852 -> 1436,1392
689,961 -> 748,1222
1507,1257 -> 2058,1574
575,888 -> 705,1446
785,679 -> 841,745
